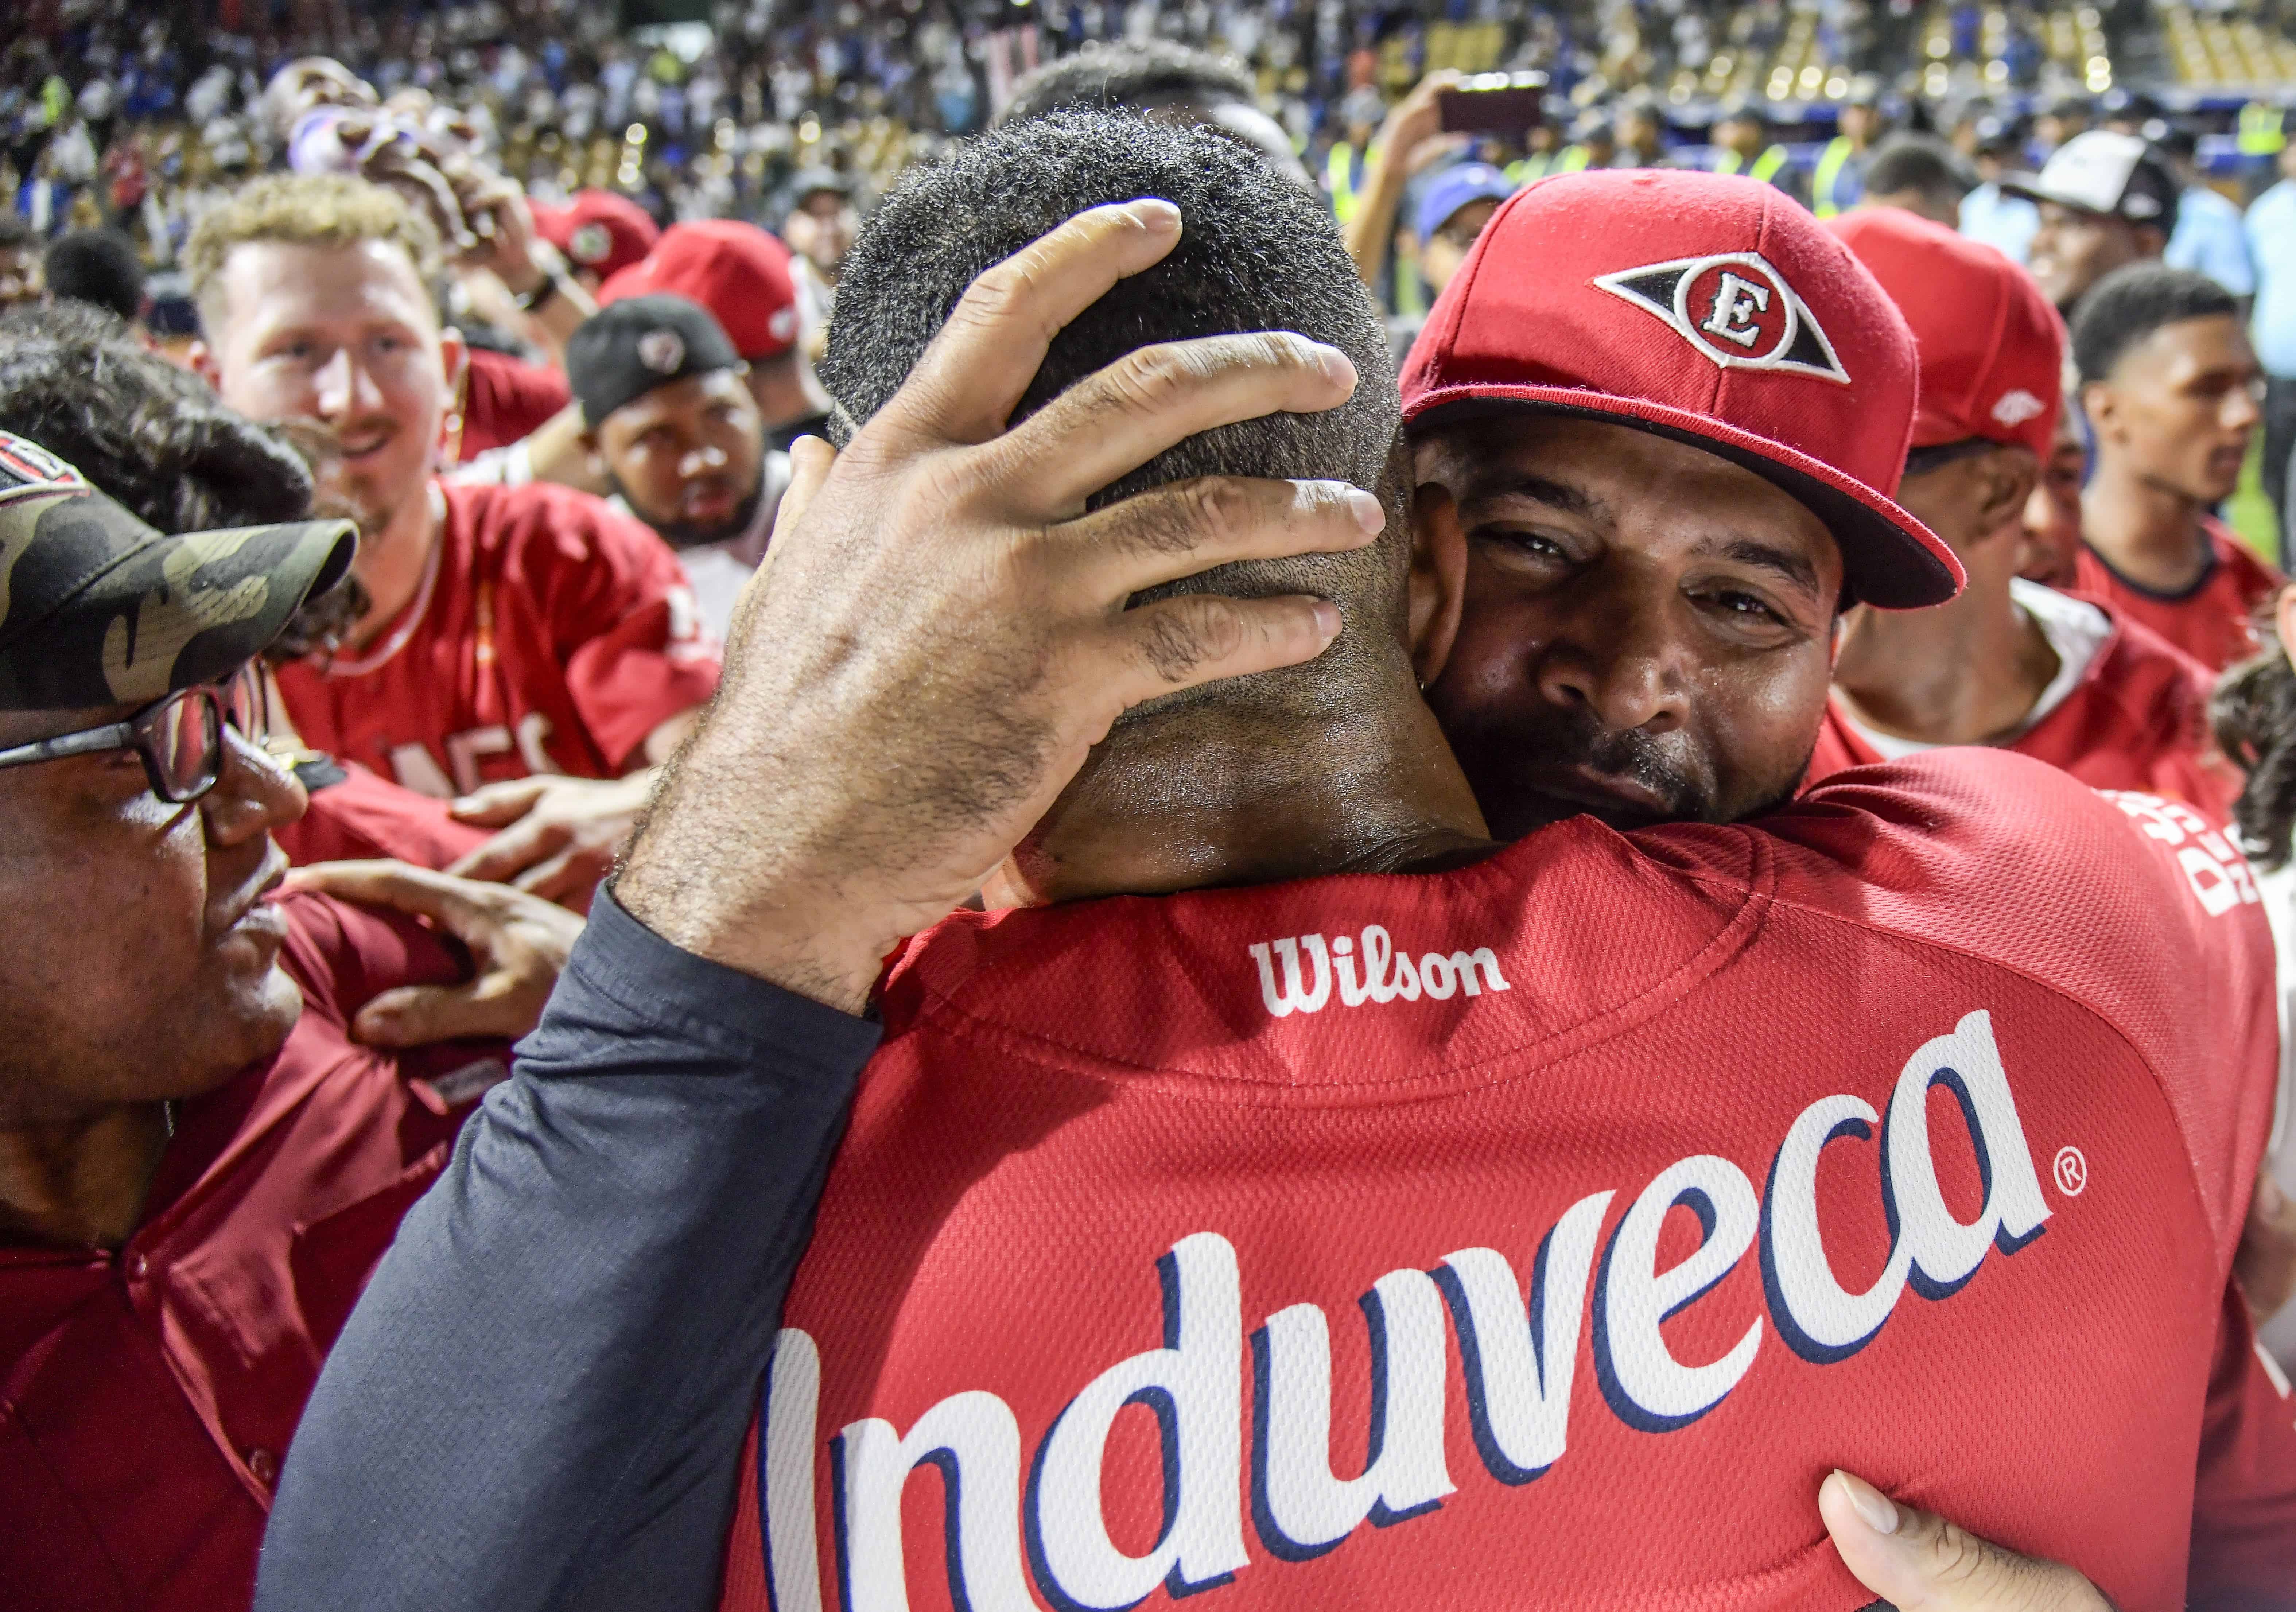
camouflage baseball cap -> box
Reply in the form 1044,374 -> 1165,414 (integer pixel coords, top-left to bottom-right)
0,430 -> 356,712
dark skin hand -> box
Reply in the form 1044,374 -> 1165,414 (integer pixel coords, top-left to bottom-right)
1413,412 -> 1842,838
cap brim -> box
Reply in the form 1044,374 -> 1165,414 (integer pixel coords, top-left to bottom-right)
1405,384 -> 1964,609
105,518 -> 358,694
1997,172 -> 2106,213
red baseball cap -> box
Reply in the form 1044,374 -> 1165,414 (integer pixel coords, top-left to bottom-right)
530,190 -> 660,283
597,218 -> 800,362
1825,206 -> 2064,463
1401,169 -> 1962,609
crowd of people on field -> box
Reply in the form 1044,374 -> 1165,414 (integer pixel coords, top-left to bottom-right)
11,4 -> 2296,1612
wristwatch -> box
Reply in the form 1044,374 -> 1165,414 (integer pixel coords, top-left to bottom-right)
516,268 -> 570,313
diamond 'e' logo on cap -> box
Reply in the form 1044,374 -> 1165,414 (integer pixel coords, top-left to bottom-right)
636,330 -> 686,374
1592,252 -> 1851,384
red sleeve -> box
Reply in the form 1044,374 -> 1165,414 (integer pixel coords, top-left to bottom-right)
273,761 -> 491,871
458,347 -> 572,460
522,486 -> 722,770
275,890 -> 470,1031
2191,1278 -> 2296,1605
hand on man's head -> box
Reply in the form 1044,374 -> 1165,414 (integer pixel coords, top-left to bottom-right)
615,199 -> 1385,1012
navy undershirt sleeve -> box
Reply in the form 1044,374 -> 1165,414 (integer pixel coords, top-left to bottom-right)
254,886 -> 880,1612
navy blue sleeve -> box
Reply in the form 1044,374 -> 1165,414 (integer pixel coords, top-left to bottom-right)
254,887 -> 880,1612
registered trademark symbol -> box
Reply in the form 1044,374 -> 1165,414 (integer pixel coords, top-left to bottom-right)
2052,1146 -> 2088,1197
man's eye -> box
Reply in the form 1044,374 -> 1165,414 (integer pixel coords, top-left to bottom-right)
1704,590 -> 1786,625
1477,527 -> 1567,562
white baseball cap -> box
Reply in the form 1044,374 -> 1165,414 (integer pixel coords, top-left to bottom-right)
2002,130 -> 2179,230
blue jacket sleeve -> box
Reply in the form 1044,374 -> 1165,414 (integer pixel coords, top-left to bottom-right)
253,886 -> 880,1612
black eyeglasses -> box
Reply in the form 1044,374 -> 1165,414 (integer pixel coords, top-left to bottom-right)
0,667 -> 267,803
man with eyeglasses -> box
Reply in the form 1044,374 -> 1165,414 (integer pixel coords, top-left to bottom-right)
0,431 -> 581,1612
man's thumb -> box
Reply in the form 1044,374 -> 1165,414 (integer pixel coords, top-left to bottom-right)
1819,1471 -> 2107,1612
353,984 -> 478,1049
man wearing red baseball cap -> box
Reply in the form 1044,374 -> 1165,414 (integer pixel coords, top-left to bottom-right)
529,189 -> 660,293
1809,207 -> 2235,813
599,218 -> 835,447
1403,167 -> 1961,841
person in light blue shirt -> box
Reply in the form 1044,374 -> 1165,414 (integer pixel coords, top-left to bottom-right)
1960,118 -> 2039,262
2245,140 -> 2296,548
2162,127 -> 2256,297
2241,140 -> 2296,542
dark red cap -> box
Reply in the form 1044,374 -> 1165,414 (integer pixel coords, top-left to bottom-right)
597,218 -> 800,361
1825,206 -> 2064,462
530,190 -> 660,283
1401,169 -> 1962,608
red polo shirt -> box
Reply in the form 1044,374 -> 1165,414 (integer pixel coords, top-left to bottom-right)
0,894 -> 499,1612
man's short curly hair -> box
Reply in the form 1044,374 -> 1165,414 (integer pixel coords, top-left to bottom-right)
186,172 -> 442,325
0,301 -> 367,658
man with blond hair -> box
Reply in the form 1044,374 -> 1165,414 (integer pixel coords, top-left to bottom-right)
188,175 -> 719,908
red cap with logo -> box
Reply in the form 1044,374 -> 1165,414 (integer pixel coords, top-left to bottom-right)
597,218 -> 801,362
1824,206 -> 2064,462
1400,169 -> 1962,608
530,190 -> 660,283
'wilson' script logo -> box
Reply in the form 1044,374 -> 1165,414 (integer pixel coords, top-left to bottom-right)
1246,927 -> 1511,1018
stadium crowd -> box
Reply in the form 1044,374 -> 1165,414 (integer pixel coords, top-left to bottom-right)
13,1 -> 2296,1610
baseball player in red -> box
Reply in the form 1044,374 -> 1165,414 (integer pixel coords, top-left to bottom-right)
188,173 -> 720,905
2071,264 -> 2284,674
1803,207 -> 2235,814
695,129 -> 2296,1612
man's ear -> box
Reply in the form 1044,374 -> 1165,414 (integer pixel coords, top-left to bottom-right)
2079,378 -> 2117,442
2137,224 -> 2169,260
1409,478 -> 1468,688
188,339 -> 221,391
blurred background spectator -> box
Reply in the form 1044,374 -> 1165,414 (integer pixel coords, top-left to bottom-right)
11,0 -> 2296,558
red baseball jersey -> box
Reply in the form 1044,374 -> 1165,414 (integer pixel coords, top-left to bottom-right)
720,752 -> 2295,1612
1806,601 -> 2238,815
1,894 -> 501,1612
273,481 -> 720,799
2072,519 -> 2283,674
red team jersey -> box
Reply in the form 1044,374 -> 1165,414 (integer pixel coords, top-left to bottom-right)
1,895 -> 497,1612
1805,601 -> 2238,813
2072,519 -> 2283,674
720,753 -> 2296,1612
273,482 -> 720,799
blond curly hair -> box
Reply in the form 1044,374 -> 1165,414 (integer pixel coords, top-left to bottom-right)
187,173 -> 443,325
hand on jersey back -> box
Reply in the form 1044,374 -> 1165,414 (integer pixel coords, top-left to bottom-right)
281,859 -> 585,1047
613,198 -> 1383,1011
1821,1471 -> 2112,1612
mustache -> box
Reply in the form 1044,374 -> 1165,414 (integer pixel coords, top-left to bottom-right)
1543,707 -> 1710,814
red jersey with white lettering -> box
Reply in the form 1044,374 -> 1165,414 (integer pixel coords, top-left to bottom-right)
1,894 -> 501,1612
2072,518 -> 2283,673
273,482 -> 720,799
1805,604 -> 2238,815
719,753 -> 2295,1612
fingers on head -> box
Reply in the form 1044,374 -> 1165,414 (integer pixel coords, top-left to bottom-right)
1115,593 -> 1341,693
